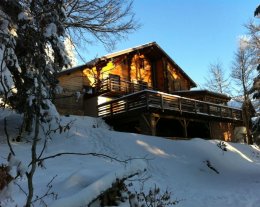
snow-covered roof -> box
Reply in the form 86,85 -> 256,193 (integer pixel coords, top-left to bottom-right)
173,90 -> 231,100
57,59 -> 99,76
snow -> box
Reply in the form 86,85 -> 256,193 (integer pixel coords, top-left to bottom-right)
1,110 -> 260,207
0,19 -> 9,31
0,42 -> 15,96
239,35 -> 250,50
64,37 -> 77,67
44,23 -> 58,38
50,160 -> 146,207
18,12 -> 30,21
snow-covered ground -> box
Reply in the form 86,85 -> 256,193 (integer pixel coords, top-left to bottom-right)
1,110 -> 260,207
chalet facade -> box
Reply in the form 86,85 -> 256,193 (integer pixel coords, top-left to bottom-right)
55,42 -> 243,141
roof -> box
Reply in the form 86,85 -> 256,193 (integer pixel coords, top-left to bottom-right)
57,42 -> 197,87
173,90 -> 231,100
57,59 -> 99,76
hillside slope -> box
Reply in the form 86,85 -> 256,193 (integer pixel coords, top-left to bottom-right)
0,111 -> 260,207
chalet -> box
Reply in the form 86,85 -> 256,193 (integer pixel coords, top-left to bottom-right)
55,42 -> 243,141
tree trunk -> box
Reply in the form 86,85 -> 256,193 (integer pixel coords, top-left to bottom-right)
243,99 -> 253,144
25,111 -> 39,206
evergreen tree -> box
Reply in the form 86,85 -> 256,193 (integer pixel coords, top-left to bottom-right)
251,6 -> 260,100
0,0 -> 137,134
0,0 -> 69,132
0,1 -> 138,205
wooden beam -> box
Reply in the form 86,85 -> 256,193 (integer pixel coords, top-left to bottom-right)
162,58 -> 169,93
151,59 -> 157,89
179,119 -> 189,138
151,117 -> 156,136
141,114 -> 151,129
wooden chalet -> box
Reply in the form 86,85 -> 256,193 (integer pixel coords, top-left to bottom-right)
55,42 -> 243,141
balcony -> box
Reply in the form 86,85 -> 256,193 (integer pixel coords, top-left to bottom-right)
96,77 -> 152,96
97,90 -> 243,122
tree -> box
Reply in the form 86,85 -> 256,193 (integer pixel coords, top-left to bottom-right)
0,0 -> 138,206
231,40 -> 255,144
245,5 -> 260,144
247,7 -> 260,101
0,0 -> 138,134
0,1 -> 71,205
64,0 -> 139,51
203,61 -> 231,95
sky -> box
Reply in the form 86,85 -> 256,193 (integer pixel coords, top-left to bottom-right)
78,0 -> 259,88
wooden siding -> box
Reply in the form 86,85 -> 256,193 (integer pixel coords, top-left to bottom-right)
156,59 -> 165,91
55,95 -> 84,115
82,68 -> 96,87
58,51 -> 193,97
58,70 -> 85,92
167,63 -> 190,92
130,54 -> 152,87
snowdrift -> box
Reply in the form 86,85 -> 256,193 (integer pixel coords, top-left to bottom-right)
0,111 -> 260,207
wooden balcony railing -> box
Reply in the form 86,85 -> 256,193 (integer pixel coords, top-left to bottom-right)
97,90 -> 243,122
97,77 -> 152,94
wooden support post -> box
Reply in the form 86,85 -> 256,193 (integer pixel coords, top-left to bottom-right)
183,119 -> 188,138
180,119 -> 188,138
150,114 -> 157,136
209,121 -> 213,139
140,113 -> 159,136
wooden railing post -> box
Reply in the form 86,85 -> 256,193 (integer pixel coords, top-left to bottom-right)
110,103 -> 113,116
178,98 -> 182,114
125,98 -> 128,112
146,91 -> 150,111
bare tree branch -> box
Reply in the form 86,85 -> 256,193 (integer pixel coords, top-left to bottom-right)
64,0 -> 140,50
37,152 -> 129,164
203,60 -> 231,95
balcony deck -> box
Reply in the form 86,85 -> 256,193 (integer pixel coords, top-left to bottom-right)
97,90 -> 243,123
97,77 -> 152,96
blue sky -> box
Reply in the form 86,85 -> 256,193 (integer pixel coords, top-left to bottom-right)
79,0 -> 259,87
